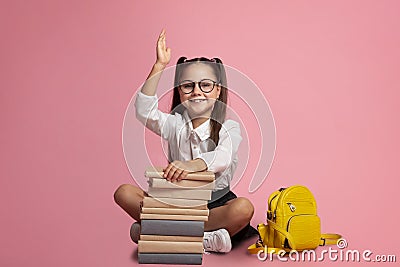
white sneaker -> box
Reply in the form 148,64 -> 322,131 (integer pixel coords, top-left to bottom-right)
130,222 -> 140,244
203,228 -> 232,253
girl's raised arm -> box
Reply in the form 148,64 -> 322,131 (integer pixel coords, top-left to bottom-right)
141,28 -> 171,96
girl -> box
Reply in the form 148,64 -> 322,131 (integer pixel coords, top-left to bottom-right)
114,29 -> 257,253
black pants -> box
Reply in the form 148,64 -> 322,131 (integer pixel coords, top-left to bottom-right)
207,190 -> 258,247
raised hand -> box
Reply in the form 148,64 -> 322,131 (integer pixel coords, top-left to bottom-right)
156,28 -> 171,67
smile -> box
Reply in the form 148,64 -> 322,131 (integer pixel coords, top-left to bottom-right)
189,99 -> 207,103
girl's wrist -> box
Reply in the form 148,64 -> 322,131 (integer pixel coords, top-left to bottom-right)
154,61 -> 167,70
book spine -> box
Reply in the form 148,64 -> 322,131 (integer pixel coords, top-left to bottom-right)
144,171 -> 163,178
146,173 -> 214,182
138,240 -> 204,254
140,220 -> 204,237
140,235 -> 203,242
148,177 -> 215,190
140,213 -> 208,221
148,188 -> 212,200
141,207 -> 209,216
145,167 -> 215,182
138,253 -> 202,265
142,197 -> 208,209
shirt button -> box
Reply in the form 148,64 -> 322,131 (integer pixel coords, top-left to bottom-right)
193,146 -> 197,149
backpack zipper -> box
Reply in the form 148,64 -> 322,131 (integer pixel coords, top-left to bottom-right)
287,202 -> 296,212
269,194 -> 279,220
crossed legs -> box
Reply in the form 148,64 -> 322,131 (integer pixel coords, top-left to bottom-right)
113,184 -> 254,236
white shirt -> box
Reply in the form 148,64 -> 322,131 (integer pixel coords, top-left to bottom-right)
134,91 -> 242,191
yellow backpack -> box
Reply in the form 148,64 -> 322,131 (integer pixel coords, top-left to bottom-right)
248,185 -> 342,254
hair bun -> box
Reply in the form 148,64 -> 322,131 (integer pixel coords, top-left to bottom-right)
212,57 -> 222,64
177,56 -> 187,64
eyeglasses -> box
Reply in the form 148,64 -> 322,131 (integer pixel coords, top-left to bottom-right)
178,79 -> 219,94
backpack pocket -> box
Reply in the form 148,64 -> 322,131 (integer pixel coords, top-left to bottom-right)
286,214 -> 321,250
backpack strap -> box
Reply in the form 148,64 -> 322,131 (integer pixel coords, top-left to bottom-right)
268,220 -> 342,248
247,243 -> 262,254
320,233 -> 342,246
247,219 -> 298,254
248,243 -> 291,254
248,223 -> 291,254
247,222 -> 342,254
267,219 -> 298,250
247,223 -> 268,254
247,220 -> 297,254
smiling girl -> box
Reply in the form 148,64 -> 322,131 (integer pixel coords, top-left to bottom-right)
114,29 -> 257,253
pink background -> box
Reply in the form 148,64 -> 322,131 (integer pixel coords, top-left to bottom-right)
1,0 -> 399,266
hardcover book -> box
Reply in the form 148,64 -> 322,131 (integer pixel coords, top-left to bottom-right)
140,219 -> 204,237
148,177 -> 215,190
138,240 -> 204,254
139,235 -> 203,242
141,207 -> 209,216
142,196 -> 208,209
138,253 -> 203,265
140,213 -> 208,221
145,166 -> 215,182
147,187 -> 212,201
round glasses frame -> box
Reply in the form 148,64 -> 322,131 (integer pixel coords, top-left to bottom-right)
178,79 -> 220,94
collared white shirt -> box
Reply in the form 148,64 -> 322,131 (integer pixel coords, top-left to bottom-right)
134,91 -> 242,191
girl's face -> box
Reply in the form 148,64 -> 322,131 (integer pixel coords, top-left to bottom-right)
178,63 -> 221,119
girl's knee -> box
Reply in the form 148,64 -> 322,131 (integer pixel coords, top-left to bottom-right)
230,197 -> 254,221
113,184 -> 139,204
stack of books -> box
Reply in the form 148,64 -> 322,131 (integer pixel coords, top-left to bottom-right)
137,166 -> 215,265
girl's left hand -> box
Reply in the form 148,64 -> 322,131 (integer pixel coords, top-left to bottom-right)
163,160 -> 206,182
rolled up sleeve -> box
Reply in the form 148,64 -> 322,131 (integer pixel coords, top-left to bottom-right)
196,120 -> 242,173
